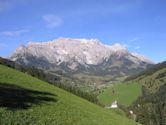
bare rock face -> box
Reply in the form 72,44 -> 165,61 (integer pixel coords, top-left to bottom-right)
10,37 -> 153,77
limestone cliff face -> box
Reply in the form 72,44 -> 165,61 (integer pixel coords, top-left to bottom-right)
10,37 -> 153,76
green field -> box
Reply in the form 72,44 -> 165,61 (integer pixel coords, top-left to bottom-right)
0,64 -> 139,125
98,83 -> 142,106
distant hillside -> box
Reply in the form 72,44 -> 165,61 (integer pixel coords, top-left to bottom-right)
127,61 -> 166,93
126,61 -> 166,80
0,64 -> 139,125
128,61 -> 166,125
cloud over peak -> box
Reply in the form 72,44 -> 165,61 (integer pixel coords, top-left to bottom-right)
2,29 -> 29,37
135,46 -> 140,50
43,14 -> 63,28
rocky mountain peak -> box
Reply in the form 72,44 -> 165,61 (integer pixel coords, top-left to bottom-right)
10,37 -> 153,76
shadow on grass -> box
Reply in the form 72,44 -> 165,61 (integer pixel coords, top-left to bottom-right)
0,83 -> 57,110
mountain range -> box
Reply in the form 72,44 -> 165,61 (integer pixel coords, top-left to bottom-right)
10,38 -> 153,79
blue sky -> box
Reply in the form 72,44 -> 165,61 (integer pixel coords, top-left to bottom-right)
0,0 -> 166,63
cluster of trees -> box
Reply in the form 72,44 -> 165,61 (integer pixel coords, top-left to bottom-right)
0,57 -> 100,105
156,71 -> 166,79
130,84 -> 166,125
55,82 -> 99,104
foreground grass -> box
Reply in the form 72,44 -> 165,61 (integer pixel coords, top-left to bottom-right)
0,64 -> 139,125
98,83 -> 142,106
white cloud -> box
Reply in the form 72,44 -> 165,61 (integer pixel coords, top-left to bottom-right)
125,37 -> 142,50
43,14 -> 63,28
129,37 -> 140,43
2,29 -> 29,37
135,46 -> 140,50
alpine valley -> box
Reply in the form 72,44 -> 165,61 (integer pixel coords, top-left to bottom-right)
0,37 -> 165,125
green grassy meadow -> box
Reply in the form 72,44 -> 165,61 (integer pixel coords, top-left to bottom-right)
98,83 -> 142,106
0,64 -> 139,125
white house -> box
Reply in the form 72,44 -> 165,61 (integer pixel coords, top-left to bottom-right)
111,100 -> 118,108
105,100 -> 118,109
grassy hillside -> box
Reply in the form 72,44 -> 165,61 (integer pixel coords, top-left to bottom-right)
0,64 -> 138,125
98,83 -> 142,106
